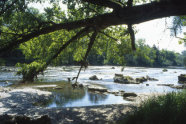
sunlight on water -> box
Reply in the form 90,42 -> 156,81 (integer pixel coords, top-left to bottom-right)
38,66 -> 185,93
0,66 -> 185,107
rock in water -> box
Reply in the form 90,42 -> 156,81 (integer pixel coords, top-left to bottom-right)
114,74 -> 139,84
123,92 -> 137,97
87,86 -> 107,92
136,77 -> 147,83
89,75 -> 99,80
162,68 -> 168,72
146,76 -> 158,81
178,74 -> 186,83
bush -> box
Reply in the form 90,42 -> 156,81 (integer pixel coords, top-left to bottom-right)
118,91 -> 186,124
16,61 -> 46,82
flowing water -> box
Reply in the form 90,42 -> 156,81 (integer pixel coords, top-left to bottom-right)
0,66 -> 186,107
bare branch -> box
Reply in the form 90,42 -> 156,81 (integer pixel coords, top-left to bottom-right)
176,36 -> 186,41
128,24 -> 136,50
75,30 -> 98,83
99,31 -> 118,41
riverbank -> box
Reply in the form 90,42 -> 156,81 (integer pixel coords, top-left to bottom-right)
0,84 -> 164,124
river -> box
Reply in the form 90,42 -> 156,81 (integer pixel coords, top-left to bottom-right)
0,66 -> 185,107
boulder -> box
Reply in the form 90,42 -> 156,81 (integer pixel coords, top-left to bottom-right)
146,76 -> 158,81
114,74 -> 158,84
136,76 -> 158,83
170,84 -> 186,89
136,77 -> 147,83
111,67 -> 115,69
178,74 -> 186,83
123,92 -> 137,98
115,74 -> 123,77
114,74 -> 139,84
88,86 -> 108,92
89,75 -> 99,80
163,69 -> 167,72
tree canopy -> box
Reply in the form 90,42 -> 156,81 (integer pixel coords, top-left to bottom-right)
0,0 -> 186,82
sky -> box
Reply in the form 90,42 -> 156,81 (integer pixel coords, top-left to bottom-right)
29,2 -> 185,53
135,18 -> 185,53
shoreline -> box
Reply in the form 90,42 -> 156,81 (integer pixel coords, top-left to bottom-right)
0,85 -> 164,124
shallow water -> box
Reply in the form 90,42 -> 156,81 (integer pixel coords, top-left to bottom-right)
43,85 -> 128,108
39,66 -> 185,93
0,66 -> 186,107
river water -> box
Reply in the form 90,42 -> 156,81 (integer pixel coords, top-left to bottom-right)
0,66 -> 185,107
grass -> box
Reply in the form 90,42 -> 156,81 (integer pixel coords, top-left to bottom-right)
118,90 -> 186,124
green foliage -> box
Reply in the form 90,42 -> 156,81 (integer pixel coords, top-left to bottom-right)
16,61 -> 46,82
118,91 -> 186,124
1,0 -> 185,82
124,40 -> 184,67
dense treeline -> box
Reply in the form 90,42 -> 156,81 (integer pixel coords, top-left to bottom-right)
89,39 -> 186,67
0,39 -> 185,67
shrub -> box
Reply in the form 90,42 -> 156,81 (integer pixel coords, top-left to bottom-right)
118,91 -> 186,124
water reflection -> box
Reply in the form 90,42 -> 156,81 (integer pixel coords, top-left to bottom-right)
0,66 -> 186,107
50,86 -> 85,107
34,82 -> 126,108
88,92 -> 107,104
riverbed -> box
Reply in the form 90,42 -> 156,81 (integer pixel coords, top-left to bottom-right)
0,66 -> 185,108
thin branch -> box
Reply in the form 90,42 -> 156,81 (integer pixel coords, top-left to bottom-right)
82,0 -> 122,10
176,36 -> 186,41
46,27 -> 91,65
99,31 -> 118,41
1,0 -> 186,53
30,27 -> 91,79
170,27 -> 186,41
75,30 -> 98,83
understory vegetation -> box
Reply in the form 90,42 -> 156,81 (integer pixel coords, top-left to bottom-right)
118,91 -> 186,124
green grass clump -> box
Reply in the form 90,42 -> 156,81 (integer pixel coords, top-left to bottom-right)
119,91 -> 186,124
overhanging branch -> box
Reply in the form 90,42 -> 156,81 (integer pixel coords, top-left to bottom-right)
1,0 -> 186,53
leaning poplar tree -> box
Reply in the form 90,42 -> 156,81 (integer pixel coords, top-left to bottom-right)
0,0 -> 186,82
